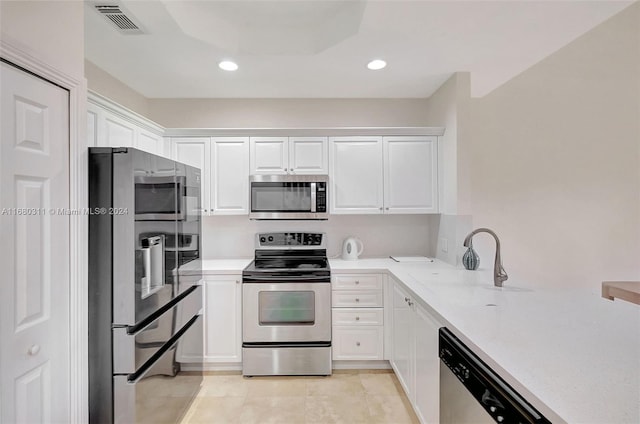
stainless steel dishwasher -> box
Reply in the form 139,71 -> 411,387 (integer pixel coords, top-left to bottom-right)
439,328 -> 551,424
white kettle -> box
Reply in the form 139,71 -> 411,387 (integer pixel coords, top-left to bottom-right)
341,237 -> 364,260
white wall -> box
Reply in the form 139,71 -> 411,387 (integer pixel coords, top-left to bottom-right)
147,98 -> 430,128
0,1 -> 84,81
468,3 -> 640,290
202,214 -> 438,259
424,73 -> 473,266
85,60 -> 150,116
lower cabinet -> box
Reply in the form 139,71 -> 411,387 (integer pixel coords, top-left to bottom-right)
177,274 -> 242,366
331,273 -> 384,361
390,277 -> 441,424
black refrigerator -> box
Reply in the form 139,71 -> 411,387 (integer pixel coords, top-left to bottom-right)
88,147 -> 203,423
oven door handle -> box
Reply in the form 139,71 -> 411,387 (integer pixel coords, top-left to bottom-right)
242,275 -> 330,283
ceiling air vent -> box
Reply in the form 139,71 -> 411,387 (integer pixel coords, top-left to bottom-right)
95,5 -> 144,34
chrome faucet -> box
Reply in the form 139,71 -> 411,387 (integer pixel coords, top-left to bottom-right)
463,228 -> 508,287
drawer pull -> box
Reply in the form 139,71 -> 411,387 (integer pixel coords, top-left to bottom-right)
355,316 -> 360,321
355,298 -> 360,302
355,280 -> 360,285
356,342 -> 361,347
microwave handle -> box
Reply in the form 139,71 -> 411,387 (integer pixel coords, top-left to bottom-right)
311,182 -> 316,213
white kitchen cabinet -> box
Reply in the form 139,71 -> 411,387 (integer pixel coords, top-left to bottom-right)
329,136 -> 384,214
383,136 -> 438,213
329,136 -> 438,214
177,275 -> 243,365
332,273 -> 384,361
210,137 -> 250,214
391,277 -> 441,424
250,136 -> 328,175
202,275 -> 243,363
172,137 -> 211,214
87,93 -> 164,156
172,137 -> 249,215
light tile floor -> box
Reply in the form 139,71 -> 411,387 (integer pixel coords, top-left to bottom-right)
179,370 -> 419,424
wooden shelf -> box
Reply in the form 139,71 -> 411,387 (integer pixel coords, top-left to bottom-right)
602,281 -> 640,306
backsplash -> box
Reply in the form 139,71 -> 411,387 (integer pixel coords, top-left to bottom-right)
201,214 -> 439,259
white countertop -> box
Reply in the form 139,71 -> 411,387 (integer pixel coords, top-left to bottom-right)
202,257 -> 640,423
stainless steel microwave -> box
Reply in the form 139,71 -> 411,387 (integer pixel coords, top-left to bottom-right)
249,174 -> 328,220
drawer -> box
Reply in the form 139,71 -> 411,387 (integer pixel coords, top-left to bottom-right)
332,274 -> 383,290
332,326 -> 384,360
332,290 -> 383,308
332,308 -> 383,325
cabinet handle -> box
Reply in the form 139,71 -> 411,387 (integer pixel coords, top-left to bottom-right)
404,297 -> 410,302
355,280 -> 360,285
385,207 -> 389,210
408,300 -> 414,306
355,316 -> 360,321
236,280 -> 240,284
379,207 -> 383,211
356,342 -> 361,347
355,298 -> 360,302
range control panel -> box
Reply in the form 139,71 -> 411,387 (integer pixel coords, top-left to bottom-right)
256,232 -> 325,248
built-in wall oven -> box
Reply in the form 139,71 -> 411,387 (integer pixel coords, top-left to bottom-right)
439,328 -> 550,424
242,232 -> 332,376
249,174 -> 328,220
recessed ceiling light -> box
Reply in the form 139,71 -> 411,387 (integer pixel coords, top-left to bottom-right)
367,59 -> 387,70
219,61 -> 238,71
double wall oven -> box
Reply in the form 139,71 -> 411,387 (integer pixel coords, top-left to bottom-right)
242,232 -> 332,376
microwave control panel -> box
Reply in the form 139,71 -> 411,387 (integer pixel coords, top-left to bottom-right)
316,183 -> 327,212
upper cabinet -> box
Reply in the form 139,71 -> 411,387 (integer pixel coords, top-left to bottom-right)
329,135 -> 438,214
87,93 -> 165,156
329,136 -> 384,214
384,136 -> 438,214
250,136 -> 328,175
172,137 -> 249,216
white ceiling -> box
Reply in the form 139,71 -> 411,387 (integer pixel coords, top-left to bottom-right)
84,0 -> 633,99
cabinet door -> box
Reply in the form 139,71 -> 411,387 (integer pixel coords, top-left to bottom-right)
391,281 -> 414,398
383,136 -> 438,213
203,276 -> 242,362
172,137 -> 211,214
250,137 -> 288,174
288,137 -> 328,174
104,113 -> 135,148
136,128 -> 163,156
414,303 -> 441,424
329,136 -> 383,214
211,137 -> 249,214
86,105 -> 99,147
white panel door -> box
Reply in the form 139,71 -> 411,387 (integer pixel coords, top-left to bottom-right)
211,137 -> 249,214
172,137 -> 211,214
288,137 -> 328,174
329,136 -> 383,214
0,61 -> 70,424
250,137 -> 288,174
384,136 -> 438,213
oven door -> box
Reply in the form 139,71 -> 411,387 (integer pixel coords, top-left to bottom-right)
242,281 -> 331,343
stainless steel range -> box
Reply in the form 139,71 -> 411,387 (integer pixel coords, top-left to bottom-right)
242,232 -> 332,376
